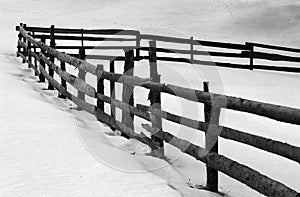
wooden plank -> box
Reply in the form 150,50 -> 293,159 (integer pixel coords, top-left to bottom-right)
247,42 -> 300,53
142,124 -> 299,197
85,55 -> 125,61
33,34 -> 137,41
39,53 -> 96,98
254,64 -> 300,73
139,47 -> 248,58
254,51 -> 300,62
155,56 -> 250,69
140,82 -> 300,126
242,50 -> 300,63
27,60 -> 39,75
16,25 -> 139,35
55,45 -> 136,50
28,50 -> 40,61
137,104 -> 300,164
16,52 -> 27,63
197,39 -> 249,50
140,34 -> 248,50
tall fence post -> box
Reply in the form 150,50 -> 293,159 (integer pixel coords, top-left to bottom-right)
78,48 -> 86,101
122,49 -> 134,139
21,24 -> 27,63
27,33 -> 32,68
38,36 -> 46,83
148,40 -> 164,156
96,64 -> 104,112
110,60 -> 116,118
17,23 -> 23,57
204,81 -> 220,192
190,36 -> 194,64
48,25 -> 55,90
32,32 -> 38,76
58,55 -> 66,99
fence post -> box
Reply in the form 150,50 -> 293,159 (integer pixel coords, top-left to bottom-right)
148,40 -> 164,156
48,25 -> 55,90
38,36 -> 46,83
204,81 -> 220,192
136,32 -> 141,60
122,49 -> 134,139
58,57 -> 67,99
96,64 -> 104,112
78,48 -> 86,101
21,24 -> 27,63
246,42 -> 254,70
32,32 -> 38,76
27,33 -> 32,68
190,36 -> 194,64
17,23 -> 23,57
110,60 -> 116,118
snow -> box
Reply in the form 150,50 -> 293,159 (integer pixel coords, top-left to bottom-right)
1,0 -> 300,196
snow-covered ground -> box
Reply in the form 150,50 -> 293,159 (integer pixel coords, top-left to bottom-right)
1,0 -> 300,196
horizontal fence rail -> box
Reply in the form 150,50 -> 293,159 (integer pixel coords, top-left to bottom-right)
16,23 -> 300,197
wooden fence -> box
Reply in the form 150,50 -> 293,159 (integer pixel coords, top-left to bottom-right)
16,23 -> 300,197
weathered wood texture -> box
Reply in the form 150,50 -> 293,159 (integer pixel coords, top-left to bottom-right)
39,62 -> 95,114
142,124 -> 299,197
148,41 -> 164,150
21,24 -> 27,63
137,104 -> 300,164
121,50 -> 135,138
59,59 -> 67,99
48,25 -> 55,90
38,36 -> 46,82
204,82 -> 220,192
39,53 -> 96,97
110,60 -> 116,118
16,52 -> 27,63
78,48 -> 86,101
17,23 -> 23,56
96,64 -> 104,111
16,25 -> 139,35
